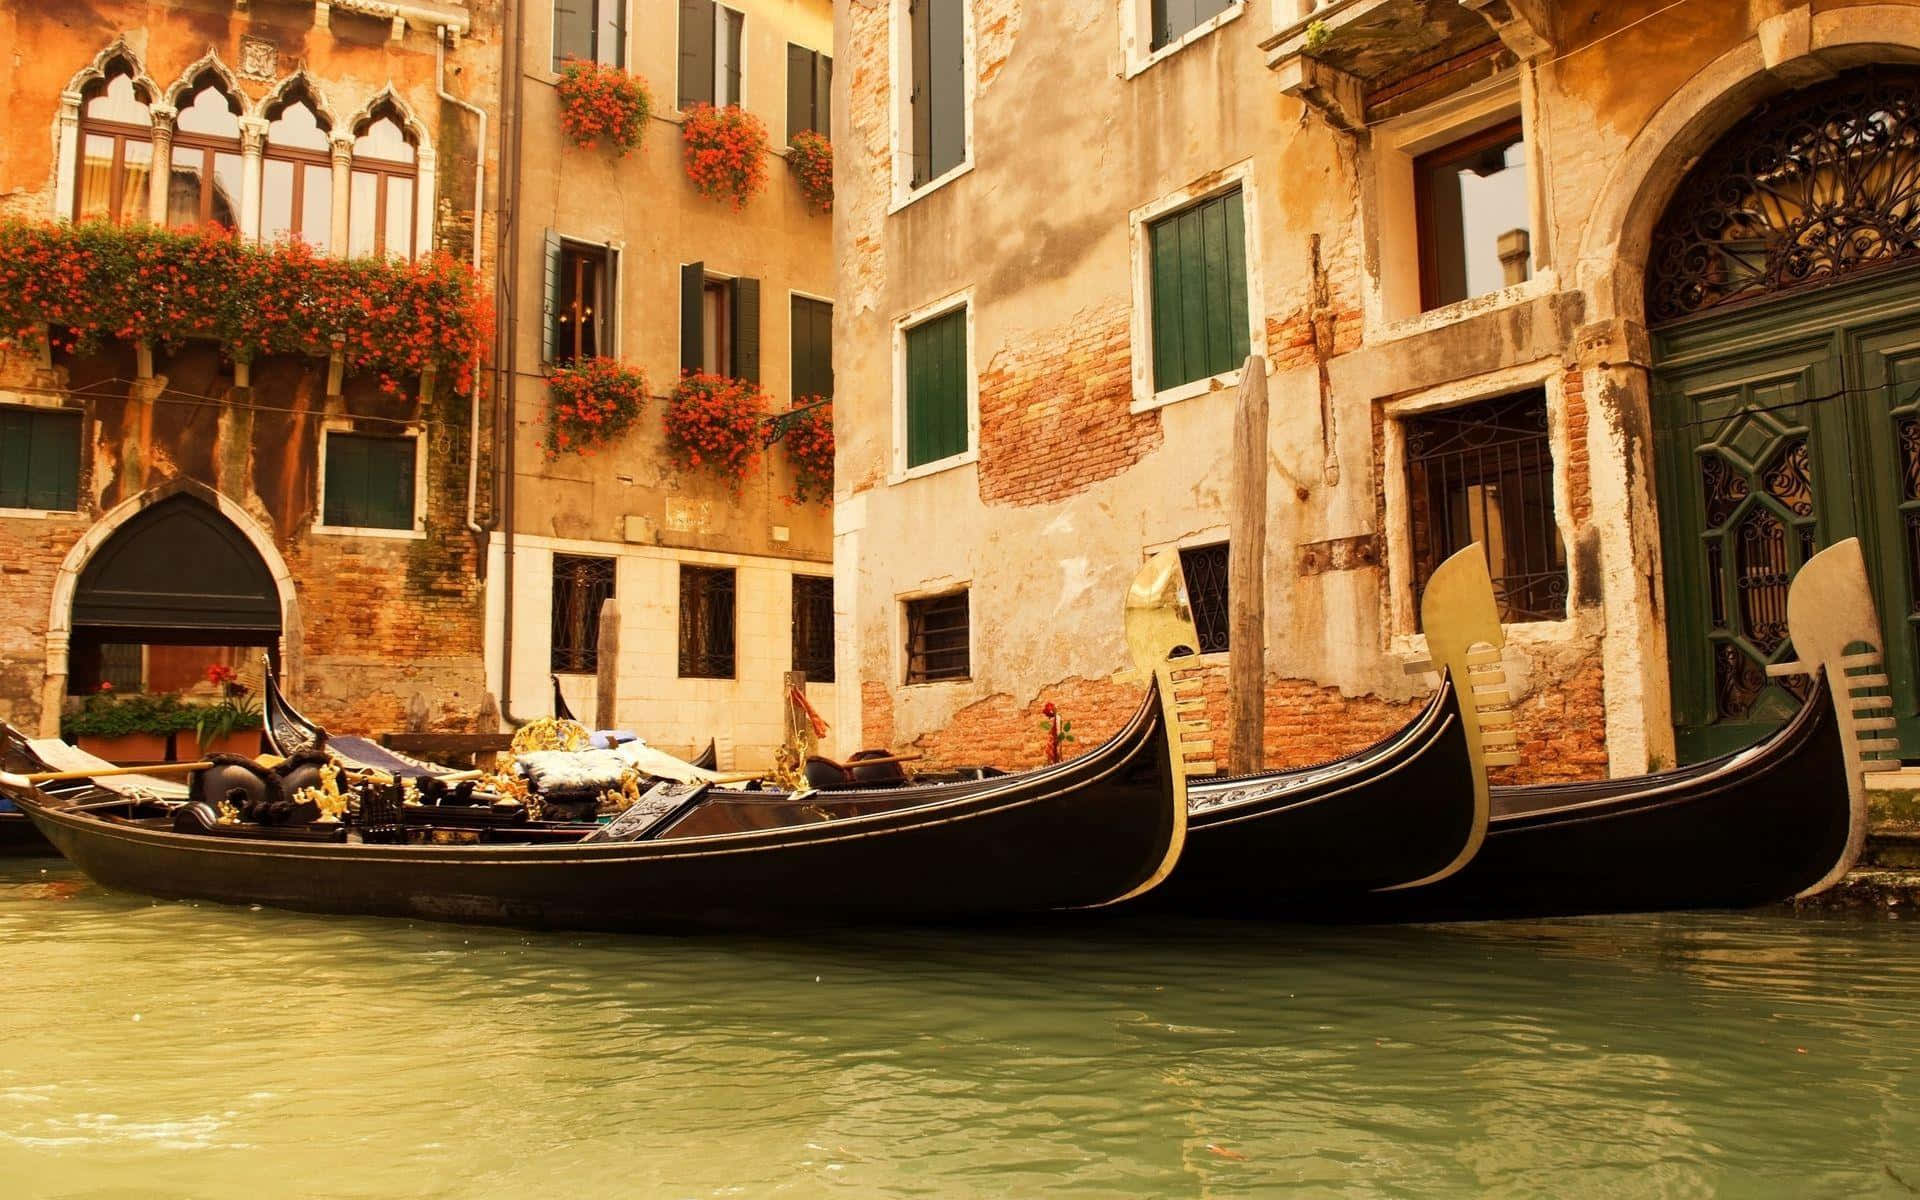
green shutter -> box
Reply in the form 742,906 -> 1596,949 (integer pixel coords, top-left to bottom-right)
678,0 -> 715,109
541,229 -> 563,364
787,43 -> 810,144
0,407 -> 81,511
1149,187 -> 1249,393
791,296 -> 834,400
817,56 -> 833,139
906,307 -> 967,468
325,433 -> 414,530
732,276 -> 760,382
680,261 -> 705,375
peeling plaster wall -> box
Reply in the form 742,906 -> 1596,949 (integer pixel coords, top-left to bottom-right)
835,0 -> 1920,776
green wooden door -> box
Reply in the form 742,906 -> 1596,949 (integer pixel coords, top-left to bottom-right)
1654,267 -> 1920,761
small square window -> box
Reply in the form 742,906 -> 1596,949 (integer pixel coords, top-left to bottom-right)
0,405 -> 82,511
1178,542 -> 1229,654
1415,119 -> 1531,311
1147,187 -> 1250,393
792,575 -> 835,681
905,590 -> 969,684
1404,390 -> 1565,625
1150,0 -> 1233,51
679,264 -> 761,381
553,0 -> 626,71
322,432 -> 416,530
551,554 -> 616,673
679,565 -> 737,678
903,305 -> 969,469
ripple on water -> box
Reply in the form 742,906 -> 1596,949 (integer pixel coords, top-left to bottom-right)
2,865 -> 1919,1197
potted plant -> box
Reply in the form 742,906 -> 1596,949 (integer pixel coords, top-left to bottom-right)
191,663 -> 263,756
546,356 -> 650,457
777,397 -> 833,505
680,103 -> 770,208
664,371 -> 768,493
61,685 -> 196,764
787,130 -> 832,213
556,58 -> 653,155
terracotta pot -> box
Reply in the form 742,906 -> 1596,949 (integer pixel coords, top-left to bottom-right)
74,732 -> 170,766
192,729 -> 264,758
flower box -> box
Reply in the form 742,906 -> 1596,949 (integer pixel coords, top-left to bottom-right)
194,729 -> 263,758
74,732 -> 170,766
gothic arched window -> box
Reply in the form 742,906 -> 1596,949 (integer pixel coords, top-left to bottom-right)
75,62 -> 154,223
261,88 -> 333,251
347,105 -> 418,259
168,74 -> 244,229
1648,69 -> 1920,323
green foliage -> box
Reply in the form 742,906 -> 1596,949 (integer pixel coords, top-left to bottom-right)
61,691 -> 200,739
1304,18 -> 1331,51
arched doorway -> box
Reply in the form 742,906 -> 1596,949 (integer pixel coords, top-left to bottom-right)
1648,67 -> 1920,761
64,493 -> 283,694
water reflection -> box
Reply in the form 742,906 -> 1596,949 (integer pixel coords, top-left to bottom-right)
2,863 -> 1917,1197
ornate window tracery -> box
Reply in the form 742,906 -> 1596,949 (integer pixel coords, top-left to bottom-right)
75,62 -> 155,224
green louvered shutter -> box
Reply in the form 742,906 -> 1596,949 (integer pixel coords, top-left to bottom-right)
790,296 -> 833,400
0,407 -> 81,511
905,307 -> 967,468
732,276 -> 760,382
1149,186 -> 1248,393
325,433 -> 414,530
681,261 -> 705,375
787,43 -> 811,144
541,229 -> 563,364
679,0 -> 716,109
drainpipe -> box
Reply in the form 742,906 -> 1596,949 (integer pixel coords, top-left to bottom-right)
436,25 -> 489,541
495,0 -> 530,724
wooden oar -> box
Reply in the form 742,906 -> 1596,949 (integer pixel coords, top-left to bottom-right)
1,760 -> 215,787
834,752 -> 924,769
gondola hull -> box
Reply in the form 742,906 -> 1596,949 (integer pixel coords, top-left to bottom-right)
1351,676 -> 1855,920
1139,678 -> 1482,911
7,683 -> 1185,931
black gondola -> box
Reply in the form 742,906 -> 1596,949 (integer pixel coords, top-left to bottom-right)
0,554 -> 1204,930
1347,537 -> 1897,920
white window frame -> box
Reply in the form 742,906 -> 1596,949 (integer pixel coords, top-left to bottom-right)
1128,158 -> 1266,413
1380,358 -> 1576,649
1120,0 -> 1246,80
0,394 -> 84,518
890,287 -> 978,484
887,0 -> 976,212
550,234 -> 623,364
313,419 -> 429,540
894,578 -> 974,689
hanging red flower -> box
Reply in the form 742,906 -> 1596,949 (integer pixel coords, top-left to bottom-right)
546,357 -> 650,457
0,221 -> 490,396
787,131 -> 833,213
665,371 -> 768,491
557,59 -> 653,155
777,398 -> 833,505
681,103 -> 770,209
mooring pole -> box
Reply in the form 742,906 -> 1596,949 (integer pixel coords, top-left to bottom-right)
1228,354 -> 1269,775
594,598 -> 620,732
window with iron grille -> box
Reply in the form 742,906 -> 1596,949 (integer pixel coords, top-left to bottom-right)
792,575 -> 835,681
551,554 -> 616,673
1404,390 -> 1566,627
905,590 -> 969,683
680,565 -> 737,678
1178,542 -> 1229,654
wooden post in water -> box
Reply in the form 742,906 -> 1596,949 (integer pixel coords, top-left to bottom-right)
594,597 -> 620,731
1227,354 -> 1268,775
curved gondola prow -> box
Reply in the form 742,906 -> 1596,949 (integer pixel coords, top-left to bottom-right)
1094,549 -> 1208,906
690,739 -> 718,773
1388,543 -> 1509,889
552,675 -> 577,723
261,655 -> 327,758
1767,537 -> 1903,897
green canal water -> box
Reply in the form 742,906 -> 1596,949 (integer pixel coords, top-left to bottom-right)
3,861 -> 1919,1198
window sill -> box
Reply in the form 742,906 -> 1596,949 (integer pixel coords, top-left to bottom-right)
1375,271 -> 1559,347
0,506 -> 80,520
889,160 -> 974,215
888,448 -> 978,486
312,523 -> 427,541
1124,3 -> 1245,79
903,676 -> 972,689
1130,365 -> 1249,415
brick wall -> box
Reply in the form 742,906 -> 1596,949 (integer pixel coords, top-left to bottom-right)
977,301 -> 1163,507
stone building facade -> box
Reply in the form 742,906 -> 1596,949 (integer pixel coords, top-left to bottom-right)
834,0 -> 1920,778
0,0 -> 500,740
486,0 -> 837,766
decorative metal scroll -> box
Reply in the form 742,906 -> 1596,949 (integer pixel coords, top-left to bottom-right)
1648,68 -> 1920,323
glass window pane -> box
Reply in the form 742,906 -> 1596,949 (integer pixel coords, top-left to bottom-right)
267,99 -> 329,152
77,134 -> 116,222
598,0 -> 626,67
1417,124 -> 1530,309
384,177 -> 414,259
176,82 -> 239,138
86,72 -> 150,124
167,146 -> 204,226
348,171 -> 378,257
353,115 -> 415,163
119,139 -> 151,223
301,163 -> 333,253
260,158 -> 295,243
209,151 -> 243,229
554,0 -> 594,68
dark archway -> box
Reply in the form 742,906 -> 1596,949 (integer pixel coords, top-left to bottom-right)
1647,67 -> 1920,761
68,494 -> 281,693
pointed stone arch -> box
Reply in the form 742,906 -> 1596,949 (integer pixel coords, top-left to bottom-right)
348,86 -> 431,153
164,48 -> 247,112
41,481 -> 298,736
63,38 -> 162,108
258,69 -> 338,129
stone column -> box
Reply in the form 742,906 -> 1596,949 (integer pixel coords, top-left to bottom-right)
52,90 -> 82,221
239,116 -> 268,242
415,143 -> 437,256
148,104 -> 177,226
329,134 -> 353,256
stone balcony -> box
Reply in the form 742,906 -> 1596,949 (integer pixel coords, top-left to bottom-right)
234,0 -> 472,41
1264,0 -> 1550,130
